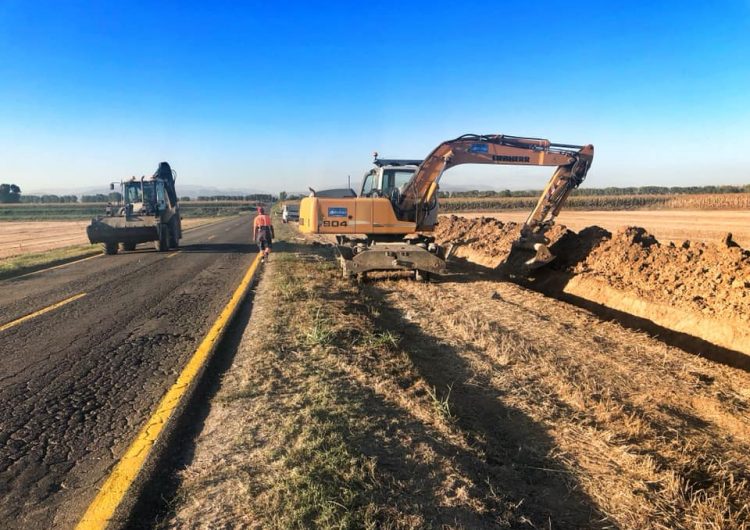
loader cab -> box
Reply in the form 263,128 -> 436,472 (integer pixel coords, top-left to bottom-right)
123,179 -> 165,215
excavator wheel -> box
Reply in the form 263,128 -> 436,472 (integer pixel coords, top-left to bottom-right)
104,242 -> 118,255
122,242 -> 136,251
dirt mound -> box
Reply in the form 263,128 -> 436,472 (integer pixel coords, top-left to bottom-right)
437,215 -> 750,323
435,216 -> 750,358
435,215 -> 572,270
572,227 -> 750,323
435,215 -> 522,259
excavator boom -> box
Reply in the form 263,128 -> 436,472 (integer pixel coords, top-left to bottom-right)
398,134 -> 593,234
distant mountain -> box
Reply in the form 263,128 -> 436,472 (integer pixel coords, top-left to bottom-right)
23,183 -> 271,198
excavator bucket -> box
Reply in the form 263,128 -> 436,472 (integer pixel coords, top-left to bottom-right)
502,237 -> 557,275
524,243 -> 556,269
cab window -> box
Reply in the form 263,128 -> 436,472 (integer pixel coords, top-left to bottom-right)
156,182 -> 166,205
125,184 -> 142,203
382,169 -> 414,195
360,171 -> 376,196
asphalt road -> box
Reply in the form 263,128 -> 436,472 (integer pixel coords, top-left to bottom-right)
0,215 -> 258,529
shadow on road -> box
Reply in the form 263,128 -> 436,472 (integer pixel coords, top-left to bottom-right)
177,242 -> 258,254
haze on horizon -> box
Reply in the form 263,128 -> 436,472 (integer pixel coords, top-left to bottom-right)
1,1 -> 748,195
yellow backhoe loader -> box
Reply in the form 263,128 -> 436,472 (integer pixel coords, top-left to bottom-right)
299,133 -> 594,280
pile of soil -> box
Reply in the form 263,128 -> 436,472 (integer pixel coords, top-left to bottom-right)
434,215 -> 571,269
436,216 -> 750,324
568,227 -> 750,323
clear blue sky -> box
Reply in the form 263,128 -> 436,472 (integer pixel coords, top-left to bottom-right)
0,1 -> 748,194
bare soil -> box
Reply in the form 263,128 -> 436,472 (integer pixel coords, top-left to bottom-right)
435,215 -> 750,357
164,225 -> 750,529
0,218 -> 221,259
452,210 -> 750,248
436,215 -> 750,325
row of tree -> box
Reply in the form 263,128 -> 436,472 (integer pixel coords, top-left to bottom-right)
0,184 -> 21,203
19,193 -> 121,203
438,184 -> 750,199
195,194 -> 277,202
21,194 -> 79,203
278,191 -> 306,201
9,191 -> 276,204
9,183 -> 748,204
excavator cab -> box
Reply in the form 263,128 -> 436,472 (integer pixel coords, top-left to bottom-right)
361,160 -> 420,198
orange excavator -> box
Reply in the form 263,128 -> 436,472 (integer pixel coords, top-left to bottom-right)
299,133 -> 594,280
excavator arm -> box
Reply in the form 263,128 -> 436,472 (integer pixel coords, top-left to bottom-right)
397,134 -> 594,237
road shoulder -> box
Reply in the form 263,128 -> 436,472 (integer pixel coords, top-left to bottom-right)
162,225 -> 596,528
159,224 -> 750,529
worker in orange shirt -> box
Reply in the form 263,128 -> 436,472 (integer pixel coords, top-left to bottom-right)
253,206 -> 275,261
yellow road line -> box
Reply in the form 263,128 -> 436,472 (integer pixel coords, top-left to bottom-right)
166,252 -> 179,259
76,253 -> 263,530
207,234 -> 216,240
181,217 -> 231,233
0,293 -> 88,333
11,253 -> 102,280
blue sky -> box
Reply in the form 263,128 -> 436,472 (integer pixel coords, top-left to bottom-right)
0,1 -> 748,194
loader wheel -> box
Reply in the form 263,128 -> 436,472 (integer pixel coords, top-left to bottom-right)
168,224 -> 179,249
104,242 -> 118,255
155,225 -> 169,252
122,242 -> 136,251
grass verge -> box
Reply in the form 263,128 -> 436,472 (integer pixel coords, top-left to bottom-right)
0,244 -> 101,280
163,222 -> 559,528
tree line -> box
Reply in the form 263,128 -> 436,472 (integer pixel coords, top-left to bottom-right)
2,186 -> 277,204
195,194 -> 277,202
438,184 -> 750,198
0,184 -> 21,203
278,191 -> 306,201
19,193 -> 120,203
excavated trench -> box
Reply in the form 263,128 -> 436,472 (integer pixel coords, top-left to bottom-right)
436,215 -> 750,369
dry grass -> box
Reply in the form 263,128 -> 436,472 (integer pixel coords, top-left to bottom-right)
380,276 -> 750,529
0,243 -> 101,279
0,217 -> 223,260
162,223 -> 750,529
